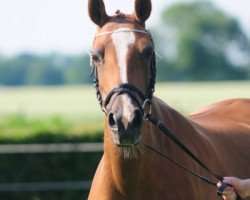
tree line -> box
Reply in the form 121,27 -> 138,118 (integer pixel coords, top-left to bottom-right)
154,1 -> 250,81
0,1 -> 249,86
0,53 -> 92,85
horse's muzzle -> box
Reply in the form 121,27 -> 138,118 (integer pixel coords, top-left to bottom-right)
108,107 -> 143,147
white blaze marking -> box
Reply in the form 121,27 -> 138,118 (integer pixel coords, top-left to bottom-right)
111,28 -> 135,83
111,28 -> 136,122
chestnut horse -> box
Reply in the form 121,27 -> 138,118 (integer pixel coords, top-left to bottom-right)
87,0 -> 250,199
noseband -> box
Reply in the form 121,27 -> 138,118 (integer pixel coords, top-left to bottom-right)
90,29 -> 156,115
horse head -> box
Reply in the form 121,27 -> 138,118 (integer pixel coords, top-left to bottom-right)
88,0 -> 155,148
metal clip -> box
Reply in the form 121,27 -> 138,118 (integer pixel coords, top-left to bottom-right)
102,106 -> 108,115
217,182 -> 243,200
217,182 -> 229,196
143,99 -> 151,120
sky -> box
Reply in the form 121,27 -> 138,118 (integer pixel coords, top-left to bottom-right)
0,0 -> 249,56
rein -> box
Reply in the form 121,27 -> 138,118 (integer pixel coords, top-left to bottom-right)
90,29 -> 241,200
142,111 -> 242,200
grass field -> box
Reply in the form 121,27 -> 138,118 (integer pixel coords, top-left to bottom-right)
0,81 -> 249,116
155,81 -> 250,114
0,81 -> 249,139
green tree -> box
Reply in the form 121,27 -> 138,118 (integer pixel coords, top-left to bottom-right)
0,54 -> 30,85
0,53 -> 93,86
64,54 -> 92,84
23,54 -> 64,85
155,1 -> 250,81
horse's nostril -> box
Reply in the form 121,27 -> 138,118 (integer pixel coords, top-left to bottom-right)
108,112 -> 116,128
131,110 -> 143,127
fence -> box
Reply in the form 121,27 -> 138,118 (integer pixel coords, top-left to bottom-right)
0,143 -> 103,193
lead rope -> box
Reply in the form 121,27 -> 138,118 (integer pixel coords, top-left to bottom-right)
141,142 -> 217,186
142,106 -> 242,200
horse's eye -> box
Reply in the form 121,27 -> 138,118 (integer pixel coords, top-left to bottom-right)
142,46 -> 154,58
92,55 -> 101,63
89,48 -> 104,64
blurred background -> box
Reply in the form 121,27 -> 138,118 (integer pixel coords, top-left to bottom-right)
0,0 -> 249,199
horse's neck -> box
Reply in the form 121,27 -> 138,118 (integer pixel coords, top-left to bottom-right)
102,97 -> 204,193
103,117 -> 148,194
150,97 -> 203,148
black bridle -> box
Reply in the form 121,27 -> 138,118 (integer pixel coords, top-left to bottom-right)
89,29 -> 241,200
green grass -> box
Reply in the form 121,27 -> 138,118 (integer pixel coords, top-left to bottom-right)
155,81 -> 250,114
0,82 -> 249,141
0,113 -> 104,143
0,85 -> 101,118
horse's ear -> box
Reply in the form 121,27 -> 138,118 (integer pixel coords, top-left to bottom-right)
88,0 -> 109,26
134,0 -> 152,24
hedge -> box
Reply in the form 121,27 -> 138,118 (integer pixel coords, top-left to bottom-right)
0,131 -> 103,200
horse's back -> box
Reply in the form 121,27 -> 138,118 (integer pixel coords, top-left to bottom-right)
189,98 -> 250,132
